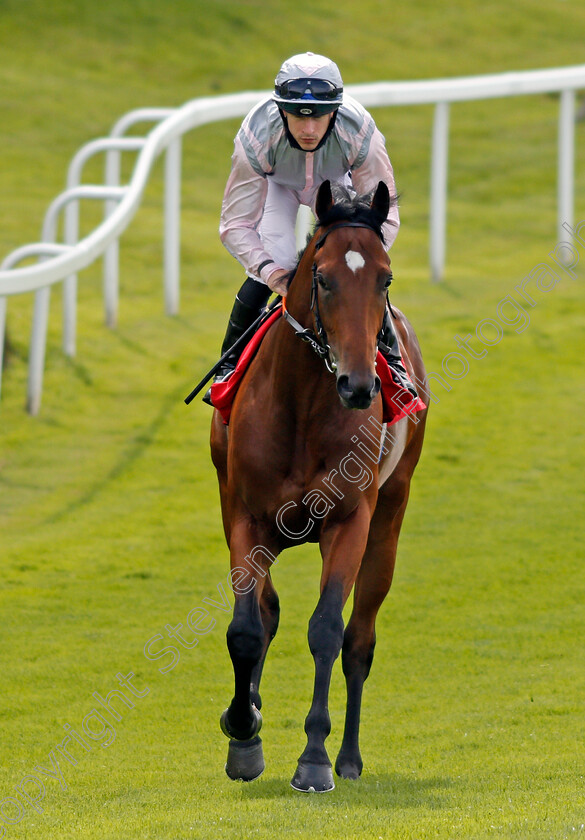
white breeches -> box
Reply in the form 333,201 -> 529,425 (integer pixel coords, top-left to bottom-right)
258,180 -> 308,278
253,174 -> 352,284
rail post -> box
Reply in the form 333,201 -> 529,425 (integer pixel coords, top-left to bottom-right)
429,101 -> 450,283
558,88 -> 575,252
164,137 -> 182,316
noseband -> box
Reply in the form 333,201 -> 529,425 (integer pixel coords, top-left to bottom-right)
283,221 -> 388,374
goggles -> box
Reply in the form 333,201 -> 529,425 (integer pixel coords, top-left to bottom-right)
275,77 -> 342,102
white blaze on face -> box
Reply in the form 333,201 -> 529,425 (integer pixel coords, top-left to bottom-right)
345,249 -> 365,273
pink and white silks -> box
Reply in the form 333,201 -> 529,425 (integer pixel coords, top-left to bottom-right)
219,94 -> 400,288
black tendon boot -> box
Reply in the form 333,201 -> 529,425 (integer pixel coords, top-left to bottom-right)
378,308 -> 418,399
202,279 -> 271,406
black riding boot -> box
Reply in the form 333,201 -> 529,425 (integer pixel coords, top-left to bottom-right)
378,308 -> 419,399
202,284 -> 268,406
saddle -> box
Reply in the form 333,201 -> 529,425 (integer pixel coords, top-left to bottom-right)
209,309 -> 425,426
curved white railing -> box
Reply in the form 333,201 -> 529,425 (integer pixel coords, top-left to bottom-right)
1,65 -> 584,413
0,93 -> 264,413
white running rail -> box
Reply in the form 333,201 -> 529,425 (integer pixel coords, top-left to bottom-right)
1,65 -> 584,413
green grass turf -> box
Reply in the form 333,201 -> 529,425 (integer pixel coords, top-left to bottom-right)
1,1 -> 585,837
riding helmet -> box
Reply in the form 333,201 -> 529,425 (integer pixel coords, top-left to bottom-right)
273,52 -> 343,117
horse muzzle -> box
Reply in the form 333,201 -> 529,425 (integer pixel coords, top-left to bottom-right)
336,372 -> 381,410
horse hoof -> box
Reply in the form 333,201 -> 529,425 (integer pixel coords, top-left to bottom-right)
335,760 -> 362,780
225,735 -> 265,782
220,705 -> 262,741
335,752 -> 362,780
290,762 -> 335,792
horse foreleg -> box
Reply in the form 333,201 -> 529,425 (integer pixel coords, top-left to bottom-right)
291,504 -> 371,793
223,588 -> 264,738
290,579 -> 345,793
221,588 -> 265,781
221,524 -> 278,782
335,470 -> 411,780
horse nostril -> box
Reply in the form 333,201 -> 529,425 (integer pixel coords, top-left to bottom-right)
336,374 -> 352,401
336,373 -> 380,408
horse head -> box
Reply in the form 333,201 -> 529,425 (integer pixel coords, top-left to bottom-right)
310,179 -> 393,410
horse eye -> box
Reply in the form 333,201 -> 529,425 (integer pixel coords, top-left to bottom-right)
383,273 -> 393,289
317,274 -> 330,291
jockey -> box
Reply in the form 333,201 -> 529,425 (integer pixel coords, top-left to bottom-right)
204,51 -> 417,403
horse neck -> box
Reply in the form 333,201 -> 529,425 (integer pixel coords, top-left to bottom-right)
271,235 -> 331,406
285,235 -> 318,326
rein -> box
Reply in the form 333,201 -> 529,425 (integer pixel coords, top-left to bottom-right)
282,220 -> 387,374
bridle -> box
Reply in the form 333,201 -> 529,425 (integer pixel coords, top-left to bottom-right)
282,221 -> 390,374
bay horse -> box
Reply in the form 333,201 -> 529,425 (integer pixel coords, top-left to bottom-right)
210,180 -> 428,792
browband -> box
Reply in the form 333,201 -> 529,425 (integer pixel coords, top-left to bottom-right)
314,221 -> 384,251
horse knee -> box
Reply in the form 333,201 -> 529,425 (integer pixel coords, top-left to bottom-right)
261,588 -> 280,642
307,585 -> 344,661
308,612 -> 344,660
227,625 -> 264,664
341,626 -> 376,680
227,597 -> 264,665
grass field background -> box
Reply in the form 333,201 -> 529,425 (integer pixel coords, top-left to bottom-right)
1,1 -> 585,838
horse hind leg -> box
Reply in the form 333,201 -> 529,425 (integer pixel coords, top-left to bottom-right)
335,477 -> 410,780
250,573 -> 280,711
335,620 -> 378,780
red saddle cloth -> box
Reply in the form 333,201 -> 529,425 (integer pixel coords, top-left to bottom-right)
209,308 -> 426,426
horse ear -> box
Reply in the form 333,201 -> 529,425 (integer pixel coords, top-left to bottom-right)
370,181 -> 390,224
315,180 -> 334,222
